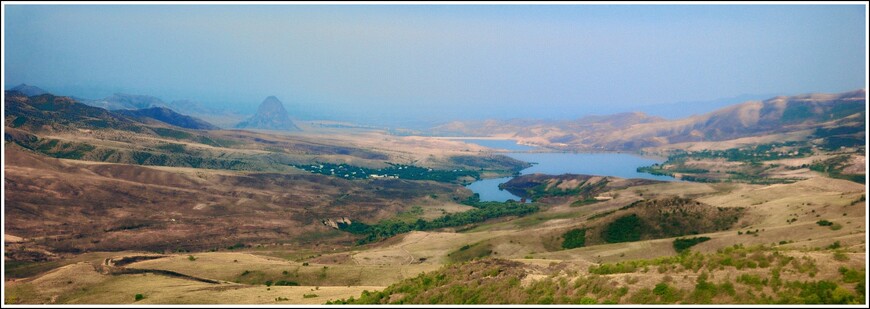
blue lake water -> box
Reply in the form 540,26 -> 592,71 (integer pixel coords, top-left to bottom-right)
461,140 -> 676,202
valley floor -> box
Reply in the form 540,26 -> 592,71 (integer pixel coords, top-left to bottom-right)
5,171 -> 866,304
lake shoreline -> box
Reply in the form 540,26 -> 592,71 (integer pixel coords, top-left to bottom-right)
459,139 -> 675,202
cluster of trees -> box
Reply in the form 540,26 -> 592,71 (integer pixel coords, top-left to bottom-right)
636,141 -> 825,184
294,162 -> 480,183
339,199 -> 539,244
809,155 -> 865,184
813,125 -> 865,151
29,138 -> 96,160
561,229 -> 587,249
602,214 -> 645,243
686,143 -> 811,162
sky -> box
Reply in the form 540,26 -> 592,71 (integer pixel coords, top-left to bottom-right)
3,4 -> 867,126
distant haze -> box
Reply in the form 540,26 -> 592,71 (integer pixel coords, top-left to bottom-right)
4,4 -> 866,126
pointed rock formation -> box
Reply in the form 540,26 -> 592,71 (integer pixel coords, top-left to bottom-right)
235,96 -> 301,131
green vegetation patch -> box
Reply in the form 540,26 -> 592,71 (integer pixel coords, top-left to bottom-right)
816,220 -> 833,227
339,199 -> 539,244
602,214 -> 645,243
499,175 -> 611,201
571,198 -> 602,207
329,251 -> 865,304
635,140 -> 854,184
588,197 -> 741,246
294,162 -> 480,183
11,116 -> 27,127
561,228 -> 587,249
673,237 -> 711,253
152,127 -> 193,140
448,155 -> 531,174
274,280 -> 299,286
809,155 -> 865,184
327,259 -> 624,304
155,143 -> 186,153
25,138 -> 96,159
447,242 -> 494,263
4,260 -> 63,279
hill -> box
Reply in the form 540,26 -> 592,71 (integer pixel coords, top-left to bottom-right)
235,96 -> 301,131
9,84 -> 49,97
78,93 -> 170,110
332,248 -> 865,305
499,173 -> 660,203
4,91 -> 147,133
2,145 -> 467,260
115,107 -> 219,130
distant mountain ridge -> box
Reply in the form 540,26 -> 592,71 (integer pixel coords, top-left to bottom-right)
633,93 -> 778,120
4,91 -> 147,134
115,106 -> 219,130
431,89 -> 866,151
73,93 -> 247,128
235,96 -> 301,131
594,89 -> 866,149
78,93 -> 171,110
9,84 -> 48,97
4,90 -> 218,134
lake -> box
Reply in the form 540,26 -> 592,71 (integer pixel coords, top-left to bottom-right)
462,140 -> 676,202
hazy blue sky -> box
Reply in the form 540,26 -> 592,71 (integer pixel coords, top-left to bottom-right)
4,4 -> 867,125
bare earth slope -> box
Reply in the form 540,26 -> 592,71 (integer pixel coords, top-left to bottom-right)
4,145 -> 468,260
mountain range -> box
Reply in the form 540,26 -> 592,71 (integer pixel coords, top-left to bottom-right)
4,90 -> 218,136
432,89 -> 866,151
67,93 -> 246,128
6,84 -> 864,150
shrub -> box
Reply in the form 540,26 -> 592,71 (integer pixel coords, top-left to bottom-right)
134,294 -> 144,301
273,280 -> 300,286
816,220 -> 833,227
577,297 -> 597,304
838,267 -> 864,283
653,282 -> 680,303
303,294 -> 319,298
737,274 -> 765,287
227,242 -> 246,250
